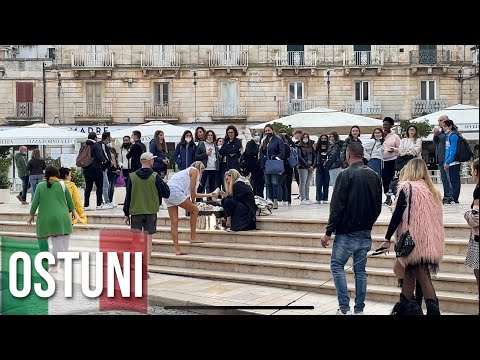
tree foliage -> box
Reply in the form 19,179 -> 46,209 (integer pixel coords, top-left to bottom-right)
399,119 -> 433,138
271,122 -> 294,136
0,147 -> 12,189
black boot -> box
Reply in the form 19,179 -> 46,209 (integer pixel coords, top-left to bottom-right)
425,298 -> 441,315
391,294 -> 423,315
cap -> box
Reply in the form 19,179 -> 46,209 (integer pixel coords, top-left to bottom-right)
140,152 -> 157,161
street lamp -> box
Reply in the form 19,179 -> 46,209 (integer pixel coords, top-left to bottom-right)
326,70 -> 331,108
192,70 -> 197,122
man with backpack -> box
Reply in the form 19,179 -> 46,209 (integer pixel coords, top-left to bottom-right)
79,132 -> 106,210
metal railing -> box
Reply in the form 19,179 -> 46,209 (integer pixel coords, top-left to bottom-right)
208,51 -> 248,67
212,101 -> 247,116
73,102 -> 113,117
71,52 -> 114,68
144,101 -> 180,117
411,99 -> 448,116
276,51 -> 317,67
140,52 -> 180,67
343,51 -> 384,66
5,102 -> 43,118
345,100 -> 382,115
409,50 -> 451,65
278,100 -> 318,116
473,49 -> 479,66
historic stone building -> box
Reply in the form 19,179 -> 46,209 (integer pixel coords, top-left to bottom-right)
0,45 -> 478,134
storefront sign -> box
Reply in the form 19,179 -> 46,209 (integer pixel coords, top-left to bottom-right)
457,123 -> 479,132
0,138 -> 75,145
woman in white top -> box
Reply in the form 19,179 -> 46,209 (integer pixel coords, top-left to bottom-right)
398,125 -> 423,159
363,127 -> 384,177
164,161 -> 215,255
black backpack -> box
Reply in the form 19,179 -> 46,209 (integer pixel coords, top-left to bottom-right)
454,133 -> 473,162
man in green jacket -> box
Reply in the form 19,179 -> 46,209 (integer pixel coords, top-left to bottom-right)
14,146 -> 30,204
123,152 -> 170,277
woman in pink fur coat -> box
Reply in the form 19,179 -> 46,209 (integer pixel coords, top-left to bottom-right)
381,159 -> 445,315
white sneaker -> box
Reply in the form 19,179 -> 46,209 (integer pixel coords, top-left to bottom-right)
100,203 -> 114,210
353,311 -> 364,315
212,188 -> 221,196
305,200 -> 311,205
335,308 -> 352,315
300,200 -> 307,205
84,206 -> 96,211
315,201 -> 322,204
322,201 -> 329,204
111,202 -> 118,208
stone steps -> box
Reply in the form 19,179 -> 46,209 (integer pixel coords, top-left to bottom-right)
148,251 -> 477,294
0,212 -> 471,238
0,221 -> 470,256
148,265 -> 479,314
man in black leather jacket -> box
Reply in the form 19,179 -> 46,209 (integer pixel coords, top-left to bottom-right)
321,142 -> 382,315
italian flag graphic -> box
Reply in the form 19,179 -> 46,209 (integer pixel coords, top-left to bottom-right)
1,230 -> 148,315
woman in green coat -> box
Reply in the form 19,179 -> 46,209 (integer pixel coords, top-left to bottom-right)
28,166 -> 78,272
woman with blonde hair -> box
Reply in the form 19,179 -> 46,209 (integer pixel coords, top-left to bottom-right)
381,158 -> 444,315
164,161 -> 216,255
220,169 -> 257,231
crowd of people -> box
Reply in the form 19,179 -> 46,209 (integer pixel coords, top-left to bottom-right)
13,114 -> 478,315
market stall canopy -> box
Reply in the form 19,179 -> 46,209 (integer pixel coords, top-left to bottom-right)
0,123 -> 85,146
412,104 -> 479,132
249,107 -> 384,135
109,121 -> 192,143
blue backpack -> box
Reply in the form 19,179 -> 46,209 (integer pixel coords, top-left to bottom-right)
288,145 -> 298,167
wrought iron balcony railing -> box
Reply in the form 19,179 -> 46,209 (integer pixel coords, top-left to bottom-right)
71,52 -> 114,68
411,99 -> 448,116
409,50 -> 451,66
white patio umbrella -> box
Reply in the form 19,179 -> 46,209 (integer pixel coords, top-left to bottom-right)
0,123 -> 85,146
249,107 -> 384,135
412,104 -> 479,129
109,121 -> 191,143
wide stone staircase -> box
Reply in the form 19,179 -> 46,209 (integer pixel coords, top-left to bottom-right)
0,211 -> 477,314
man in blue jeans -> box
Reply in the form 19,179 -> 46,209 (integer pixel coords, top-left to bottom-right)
434,115 -> 454,204
321,142 -> 382,315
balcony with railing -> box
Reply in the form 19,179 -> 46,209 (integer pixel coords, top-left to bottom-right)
212,101 -> 247,121
409,50 -> 451,66
345,100 -> 382,116
276,51 -> 317,68
73,102 -> 113,122
473,49 -> 479,66
343,51 -> 384,67
71,52 -> 114,68
208,51 -> 249,71
5,102 -> 43,124
411,99 -> 448,116
278,100 -> 319,116
144,101 -> 180,122
141,52 -> 180,68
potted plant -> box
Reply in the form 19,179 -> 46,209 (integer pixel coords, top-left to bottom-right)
0,147 -> 13,204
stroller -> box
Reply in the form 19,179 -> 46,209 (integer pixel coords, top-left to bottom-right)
385,155 -> 415,206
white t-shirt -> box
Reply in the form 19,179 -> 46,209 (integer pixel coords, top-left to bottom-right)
168,167 -> 200,196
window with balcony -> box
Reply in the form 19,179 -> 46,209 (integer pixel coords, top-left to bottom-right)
86,82 -> 102,116
419,45 -> 437,65
289,82 -> 304,111
353,45 -> 372,66
421,80 -> 435,100
219,82 -> 238,116
16,82 -> 34,117
354,80 -> 370,113
287,45 -> 305,66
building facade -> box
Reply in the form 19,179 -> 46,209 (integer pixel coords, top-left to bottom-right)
0,44 -> 478,131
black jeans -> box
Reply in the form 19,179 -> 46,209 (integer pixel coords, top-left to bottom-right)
382,159 -> 396,194
84,172 -> 104,207
197,170 -> 218,201
19,175 -> 30,201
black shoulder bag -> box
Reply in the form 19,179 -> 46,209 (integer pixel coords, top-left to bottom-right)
394,183 -> 415,257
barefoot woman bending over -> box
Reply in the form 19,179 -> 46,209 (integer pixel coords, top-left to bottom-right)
164,161 -> 215,255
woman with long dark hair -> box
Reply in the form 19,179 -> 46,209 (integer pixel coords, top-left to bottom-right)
315,134 -> 330,204
173,130 -> 196,171
325,131 -> 343,191
363,127 -> 384,177
340,125 -> 362,168
27,166 -> 79,272
297,132 -> 316,205
443,119 -> 461,203
195,129 -> 220,197
149,130 -> 169,179
27,148 -> 46,200
219,125 -> 243,172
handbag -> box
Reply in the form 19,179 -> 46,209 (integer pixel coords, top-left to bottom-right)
394,183 -> 415,257
115,171 -> 125,187
264,139 -> 284,175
